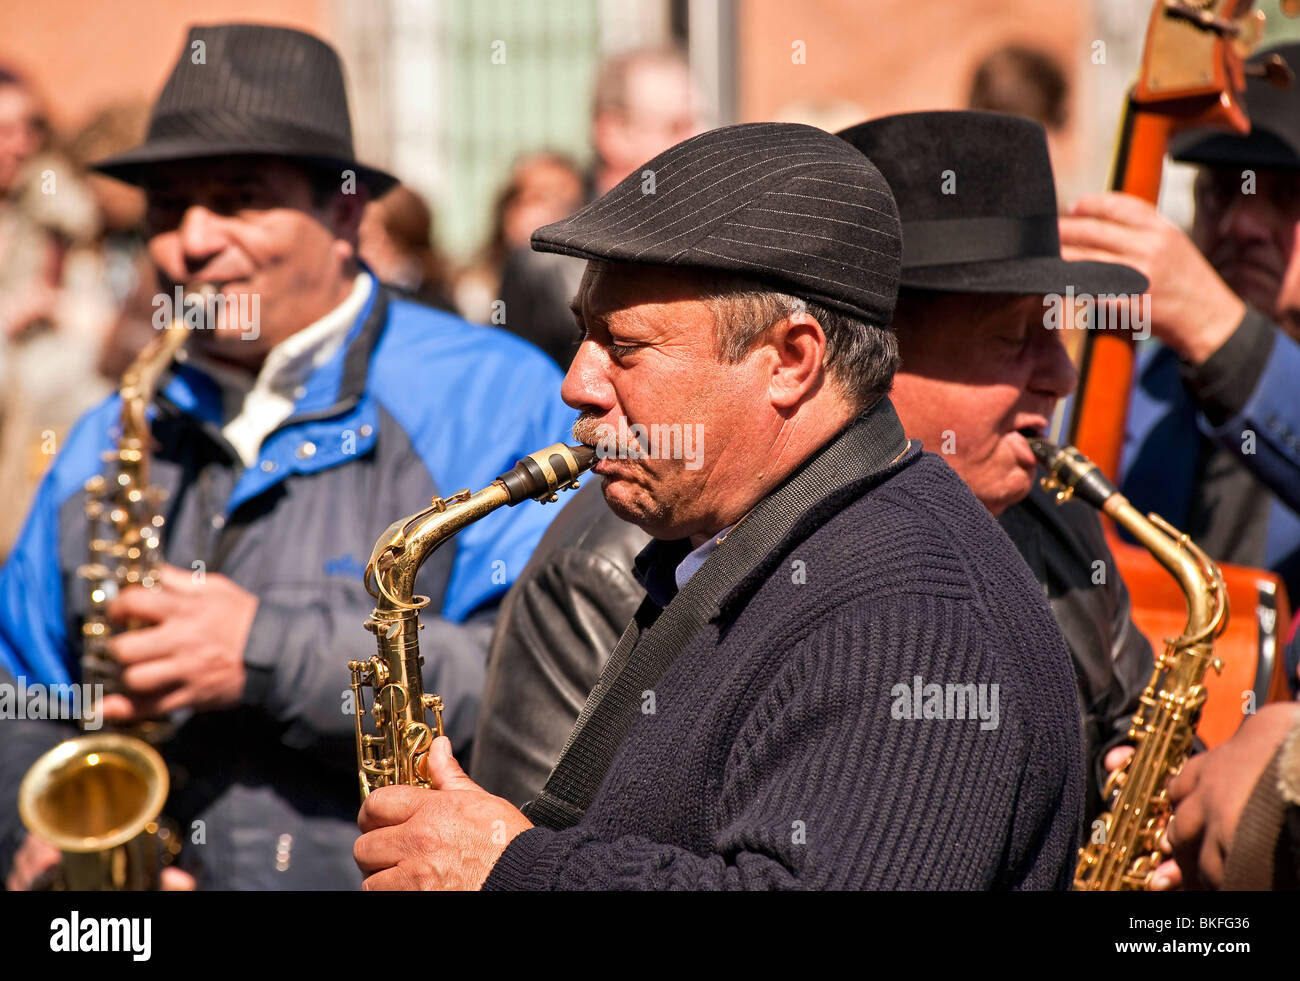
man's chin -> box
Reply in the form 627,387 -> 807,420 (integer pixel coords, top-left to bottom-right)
598,474 -> 670,534
976,467 -> 1034,517
1221,271 -> 1281,318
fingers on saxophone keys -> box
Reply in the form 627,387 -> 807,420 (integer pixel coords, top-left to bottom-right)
1149,858 -> 1182,891
357,784 -> 427,834
106,582 -> 174,625
108,623 -> 172,664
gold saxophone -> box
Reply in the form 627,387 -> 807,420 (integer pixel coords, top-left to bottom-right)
351,442 -> 596,798
1030,438 -> 1228,891
17,291 -> 202,889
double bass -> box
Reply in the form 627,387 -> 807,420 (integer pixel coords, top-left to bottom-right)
1064,0 -> 1297,747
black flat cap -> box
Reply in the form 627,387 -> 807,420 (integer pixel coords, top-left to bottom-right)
1173,42 -> 1300,170
94,24 -> 397,193
838,111 -> 1147,295
531,122 -> 902,325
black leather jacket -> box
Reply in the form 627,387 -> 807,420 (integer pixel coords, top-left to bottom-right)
472,473 -> 1152,824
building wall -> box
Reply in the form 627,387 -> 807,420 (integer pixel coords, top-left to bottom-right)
0,0 -> 332,131
737,0 -> 1091,192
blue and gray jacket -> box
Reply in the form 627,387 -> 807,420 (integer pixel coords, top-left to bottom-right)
0,281 -> 575,888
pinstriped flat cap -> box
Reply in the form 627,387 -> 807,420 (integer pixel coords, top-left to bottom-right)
94,24 -> 397,193
531,123 -> 902,324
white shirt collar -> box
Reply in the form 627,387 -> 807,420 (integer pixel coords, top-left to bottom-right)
185,272 -> 372,465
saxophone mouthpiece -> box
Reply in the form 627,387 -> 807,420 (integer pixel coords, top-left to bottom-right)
1029,438 -> 1118,511
498,443 -> 597,504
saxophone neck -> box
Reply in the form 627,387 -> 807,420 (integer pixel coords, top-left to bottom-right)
117,301 -> 194,462
1030,437 -> 1226,645
366,483 -> 511,612
365,442 -> 597,612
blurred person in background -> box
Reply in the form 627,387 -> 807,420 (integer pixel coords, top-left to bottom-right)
359,184 -> 454,312
0,67 -> 112,558
452,150 -> 582,327
489,47 -> 706,370
588,46 -> 704,198
66,101 -> 156,380
967,44 -> 1070,176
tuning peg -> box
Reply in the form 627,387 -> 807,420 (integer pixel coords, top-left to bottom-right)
1232,9 -> 1266,59
1244,53 -> 1294,90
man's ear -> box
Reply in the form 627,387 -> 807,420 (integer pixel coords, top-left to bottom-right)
330,184 -> 370,242
766,311 -> 826,411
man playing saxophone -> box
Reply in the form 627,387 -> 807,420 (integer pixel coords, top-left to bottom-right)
355,122 -> 1085,890
0,24 -> 573,890
472,111 -> 1161,856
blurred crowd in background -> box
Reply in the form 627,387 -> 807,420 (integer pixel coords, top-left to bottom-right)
0,0 -> 1296,563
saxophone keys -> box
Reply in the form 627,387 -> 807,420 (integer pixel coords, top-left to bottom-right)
423,694 -> 445,738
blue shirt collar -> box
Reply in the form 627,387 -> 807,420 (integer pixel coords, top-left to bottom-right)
634,525 -> 735,609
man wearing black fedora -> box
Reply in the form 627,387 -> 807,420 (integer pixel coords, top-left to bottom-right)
0,24 -> 574,890
355,121 -> 1084,890
837,110 -> 1160,858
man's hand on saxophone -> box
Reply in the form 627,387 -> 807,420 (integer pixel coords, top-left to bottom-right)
1167,700 -> 1300,889
101,562 -> 258,720
7,829 -> 197,891
354,736 -> 533,891
1102,745 -> 1181,890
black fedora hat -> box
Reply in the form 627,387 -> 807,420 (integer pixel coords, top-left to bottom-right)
1172,42 -> 1300,170
837,111 -> 1147,295
94,23 -> 397,194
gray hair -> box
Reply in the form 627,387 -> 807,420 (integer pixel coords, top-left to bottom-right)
698,276 -> 898,411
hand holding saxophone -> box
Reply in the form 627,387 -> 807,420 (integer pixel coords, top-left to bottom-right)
101,562 -> 257,720
1167,701 -> 1300,889
354,736 -> 531,890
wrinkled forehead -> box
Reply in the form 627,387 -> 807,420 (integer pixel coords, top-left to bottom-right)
895,291 -> 1047,343
572,260 -> 720,323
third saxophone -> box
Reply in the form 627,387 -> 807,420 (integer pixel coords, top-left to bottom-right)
1031,438 -> 1227,891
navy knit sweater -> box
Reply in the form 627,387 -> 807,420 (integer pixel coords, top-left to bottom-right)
485,440 -> 1084,890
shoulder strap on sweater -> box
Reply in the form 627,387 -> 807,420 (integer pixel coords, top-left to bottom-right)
524,398 -> 914,830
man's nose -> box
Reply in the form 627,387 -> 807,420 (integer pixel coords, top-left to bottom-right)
176,205 -> 227,270
560,340 -> 615,414
1032,329 -> 1078,399
1217,191 -> 1278,246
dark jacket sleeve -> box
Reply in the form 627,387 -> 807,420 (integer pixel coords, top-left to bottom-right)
1223,715 -> 1300,890
239,557 -> 494,757
1181,308 -> 1300,514
1000,489 -> 1153,820
484,593 -> 1080,891
470,549 -> 645,806
0,663 -> 78,882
